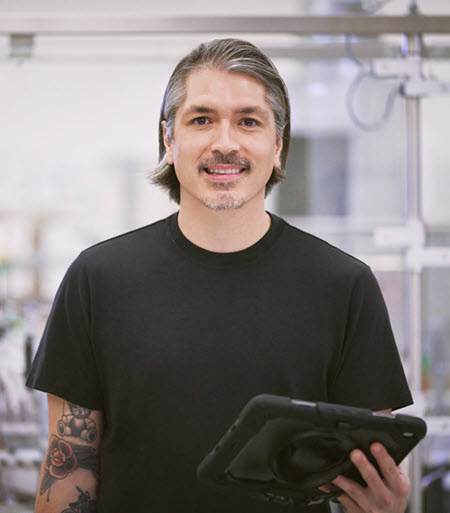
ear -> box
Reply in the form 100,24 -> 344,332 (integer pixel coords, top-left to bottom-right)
274,132 -> 283,169
162,121 -> 174,165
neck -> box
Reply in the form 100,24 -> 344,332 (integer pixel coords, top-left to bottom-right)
177,203 -> 271,253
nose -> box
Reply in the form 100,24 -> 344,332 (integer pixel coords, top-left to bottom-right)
210,121 -> 241,154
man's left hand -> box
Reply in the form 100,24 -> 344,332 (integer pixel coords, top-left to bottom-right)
331,442 -> 410,513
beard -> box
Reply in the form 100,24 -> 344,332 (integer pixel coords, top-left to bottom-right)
201,181 -> 245,211
203,194 -> 245,211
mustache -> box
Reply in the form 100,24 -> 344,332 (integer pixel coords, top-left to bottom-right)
198,154 -> 251,171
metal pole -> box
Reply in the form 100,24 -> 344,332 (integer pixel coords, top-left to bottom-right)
403,31 -> 423,513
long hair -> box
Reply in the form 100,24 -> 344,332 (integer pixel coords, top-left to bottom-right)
150,38 -> 291,204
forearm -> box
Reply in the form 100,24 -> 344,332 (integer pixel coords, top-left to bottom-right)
34,394 -> 102,513
35,458 -> 99,513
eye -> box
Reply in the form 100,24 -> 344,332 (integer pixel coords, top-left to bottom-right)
193,117 -> 209,126
242,118 -> 259,127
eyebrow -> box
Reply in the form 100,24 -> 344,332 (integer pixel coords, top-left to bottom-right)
181,105 -> 270,120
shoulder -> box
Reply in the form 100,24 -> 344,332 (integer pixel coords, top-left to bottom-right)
85,215 -> 171,255
60,215 -> 175,286
74,214 -> 174,269
273,214 -> 370,279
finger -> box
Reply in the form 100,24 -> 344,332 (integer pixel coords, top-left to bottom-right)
350,449 -> 387,492
318,482 -> 341,493
318,484 -> 333,493
370,443 -> 411,495
332,474 -> 373,512
336,492 -> 360,513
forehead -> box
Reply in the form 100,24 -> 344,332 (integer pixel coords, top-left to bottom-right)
179,68 -> 272,116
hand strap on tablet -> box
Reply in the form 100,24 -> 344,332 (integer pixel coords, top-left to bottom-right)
270,430 -> 356,488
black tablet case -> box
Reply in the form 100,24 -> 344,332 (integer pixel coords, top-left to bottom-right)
197,394 -> 427,506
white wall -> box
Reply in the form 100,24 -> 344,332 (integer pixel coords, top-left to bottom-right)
0,0 -> 449,299
0,0 -> 304,15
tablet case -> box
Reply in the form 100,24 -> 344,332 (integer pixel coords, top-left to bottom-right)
197,394 -> 427,507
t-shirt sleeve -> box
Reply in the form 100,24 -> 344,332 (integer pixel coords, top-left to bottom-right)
329,265 -> 413,411
26,252 -> 103,410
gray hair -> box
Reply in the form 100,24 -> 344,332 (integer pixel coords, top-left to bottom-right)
150,38 -> 291,204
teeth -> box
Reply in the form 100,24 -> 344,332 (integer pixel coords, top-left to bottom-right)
208,168 -> 242,175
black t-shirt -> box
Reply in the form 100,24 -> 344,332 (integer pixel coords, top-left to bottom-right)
27,212 -> 413,513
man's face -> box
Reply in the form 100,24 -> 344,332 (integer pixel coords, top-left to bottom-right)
163,68 -> 283,211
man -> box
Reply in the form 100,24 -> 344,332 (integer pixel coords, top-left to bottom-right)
27,39 -> 413,513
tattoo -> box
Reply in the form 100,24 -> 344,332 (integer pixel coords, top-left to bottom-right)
40,435 -> 99,501
57,401 -> 97,443
61,486 -> 98,513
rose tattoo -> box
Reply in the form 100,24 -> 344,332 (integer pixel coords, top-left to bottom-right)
45,435 -> 78,479
40,435 -> 98,502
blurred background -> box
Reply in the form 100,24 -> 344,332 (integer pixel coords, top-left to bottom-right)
0,1 -> 449,512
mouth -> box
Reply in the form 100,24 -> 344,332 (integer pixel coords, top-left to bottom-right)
202,166 -> 247,182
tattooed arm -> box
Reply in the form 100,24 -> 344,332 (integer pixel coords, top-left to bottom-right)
34,393 -> 103,513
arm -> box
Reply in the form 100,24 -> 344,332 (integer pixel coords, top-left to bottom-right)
34,393 -> 103,513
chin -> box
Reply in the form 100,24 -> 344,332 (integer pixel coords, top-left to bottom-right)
202,194 -> 245,211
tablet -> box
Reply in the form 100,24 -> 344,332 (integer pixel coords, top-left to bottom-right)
197,394 -> 426,507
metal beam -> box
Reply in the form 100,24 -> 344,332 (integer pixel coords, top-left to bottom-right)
265,44 -> 450,60
4,38 -> 450,62
0,14 -> 450,36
